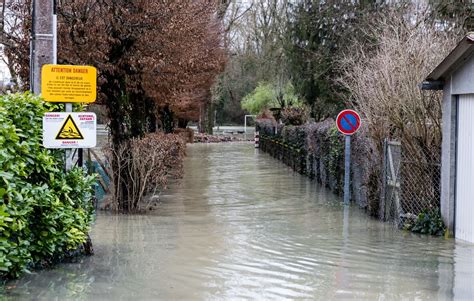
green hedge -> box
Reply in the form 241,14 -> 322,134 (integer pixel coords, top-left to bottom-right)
0,93 -> 95,279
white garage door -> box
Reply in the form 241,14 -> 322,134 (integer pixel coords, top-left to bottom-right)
456,94 -> 474,243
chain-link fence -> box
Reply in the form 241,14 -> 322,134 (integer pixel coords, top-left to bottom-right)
381,140 -> 441,227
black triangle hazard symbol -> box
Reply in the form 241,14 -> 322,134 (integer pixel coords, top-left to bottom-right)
55,115 -> 84,140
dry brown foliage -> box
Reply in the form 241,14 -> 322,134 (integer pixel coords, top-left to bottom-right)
1,0 -> 226,135
58,0 -> 226,134
106,133 -> 186,212
173,128 -> 195,144
55,1 -> 226,210
281,106 -> 310,126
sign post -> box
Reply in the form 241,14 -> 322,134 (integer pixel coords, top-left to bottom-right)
344,135 -> 351,205
336,109 -> 361,205
65,103 -> 73,170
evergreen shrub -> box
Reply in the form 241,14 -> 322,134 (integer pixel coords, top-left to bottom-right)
0,93 -> 95,279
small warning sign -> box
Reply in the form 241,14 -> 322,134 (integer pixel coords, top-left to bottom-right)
43,112 -> 96,149
56,115 -> 84,140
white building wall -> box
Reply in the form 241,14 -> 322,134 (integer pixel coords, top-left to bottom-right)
456,94 -> 474,243
441,57 -> 474,240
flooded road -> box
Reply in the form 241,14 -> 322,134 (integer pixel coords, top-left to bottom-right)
4,143 -> 474,300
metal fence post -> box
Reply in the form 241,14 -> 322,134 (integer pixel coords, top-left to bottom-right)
381,138 -> 388,220
254,131 -> 259,148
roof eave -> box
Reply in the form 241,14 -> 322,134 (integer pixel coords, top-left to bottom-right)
423,34 -> 474,89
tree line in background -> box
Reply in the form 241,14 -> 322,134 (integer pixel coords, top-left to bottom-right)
1,0 -> 471,130
215,0 -> 472,124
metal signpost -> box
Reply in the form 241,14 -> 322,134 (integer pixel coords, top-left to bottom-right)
336,109 -> 361,205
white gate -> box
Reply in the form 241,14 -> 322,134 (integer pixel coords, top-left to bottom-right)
456,94 -> 474,243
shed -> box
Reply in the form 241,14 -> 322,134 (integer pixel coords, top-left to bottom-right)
422,33 -> 474,243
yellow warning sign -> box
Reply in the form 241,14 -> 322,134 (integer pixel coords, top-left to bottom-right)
41,64 -> 97,103
55,115 -> 84,140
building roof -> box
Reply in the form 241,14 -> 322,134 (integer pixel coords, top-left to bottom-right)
422,33 -> 474,90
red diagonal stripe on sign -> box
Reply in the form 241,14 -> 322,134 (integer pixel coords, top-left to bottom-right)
342,114 -> 356,131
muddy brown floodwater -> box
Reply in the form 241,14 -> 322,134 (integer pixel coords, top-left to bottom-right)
3,143 -> 474,300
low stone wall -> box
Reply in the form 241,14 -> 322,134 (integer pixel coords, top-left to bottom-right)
257,118 -> 381,214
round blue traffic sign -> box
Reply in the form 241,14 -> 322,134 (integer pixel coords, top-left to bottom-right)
336,110 -> 361,135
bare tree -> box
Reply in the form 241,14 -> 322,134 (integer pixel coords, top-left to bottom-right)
338,7 -> 461,157
0,0 -> 31,89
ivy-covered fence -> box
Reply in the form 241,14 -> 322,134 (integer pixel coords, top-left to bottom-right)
257,118 -> 381,213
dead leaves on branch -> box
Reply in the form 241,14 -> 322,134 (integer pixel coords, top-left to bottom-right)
58,0 -> 226,121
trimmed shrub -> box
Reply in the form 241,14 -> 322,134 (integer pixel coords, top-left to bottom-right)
174,128 -> 194,143
0,93 -> 96,279
107,132 -> 186,212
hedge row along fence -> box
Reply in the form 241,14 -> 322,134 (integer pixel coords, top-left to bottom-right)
0,93 -> 96,279
257,118 -> 381,214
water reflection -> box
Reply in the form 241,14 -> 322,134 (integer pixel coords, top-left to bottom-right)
3,143 -> 474,300
453,243 -> 474,299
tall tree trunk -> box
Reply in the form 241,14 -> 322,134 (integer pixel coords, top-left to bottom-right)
129,91 -> 148,138
177,118 -> 189,129
160,105 -> 174,134
206,102 -> 214,134
142,97 -> 157,133
199,101 -> 214,134
101,72 -> 133,212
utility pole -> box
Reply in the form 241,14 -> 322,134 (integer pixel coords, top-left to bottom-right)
31,0 -> 75,169
30,0 -> 54,94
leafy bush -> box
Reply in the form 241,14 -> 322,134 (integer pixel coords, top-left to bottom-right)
256,109 -> 277,121
242,82 -> 304,115
0,93 -> 95,279
405,208 -> 446,236
241,82 -> 274,114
